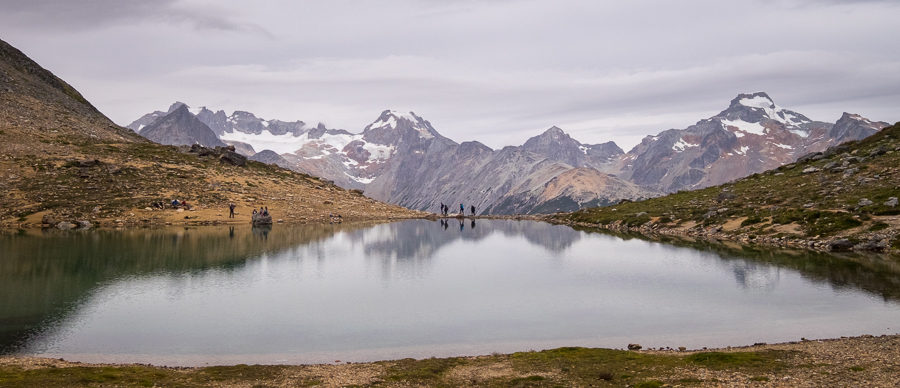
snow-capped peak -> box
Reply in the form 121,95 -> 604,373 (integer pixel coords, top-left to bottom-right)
718,92 -> 812,138
364,110 -> 437,140
367,110 -> 421,129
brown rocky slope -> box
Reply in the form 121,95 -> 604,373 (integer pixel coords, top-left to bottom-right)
0,38 -> 423,228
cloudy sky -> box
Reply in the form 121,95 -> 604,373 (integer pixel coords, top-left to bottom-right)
2,0 -> 898,149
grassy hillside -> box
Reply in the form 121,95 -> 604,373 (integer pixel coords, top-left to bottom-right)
0,38 -> 421,227
557,123 -> 900,252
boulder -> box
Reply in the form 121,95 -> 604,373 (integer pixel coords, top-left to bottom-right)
869,146 -> 889,157
76,220 -> 92,229
219,151 -> 247,166
885,197 -> 898,207
853,240 -> 887,252
801,167 -> 820,174
64,159 -> 102,168
56,221 -> 76,230
627,344 -> 642,351
797,152 -> 823,163
858,198 -> 873,207
41,214 -> 58,227
828,239 -> 854,252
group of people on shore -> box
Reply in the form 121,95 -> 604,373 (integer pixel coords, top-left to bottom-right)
439,202 -> 477,216
252,206 -> 270,217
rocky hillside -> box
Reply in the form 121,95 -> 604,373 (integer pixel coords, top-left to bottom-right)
558,122 -> 900,254
0,38 -> 421,228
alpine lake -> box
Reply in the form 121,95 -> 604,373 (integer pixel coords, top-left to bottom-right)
2,219 -> 899,366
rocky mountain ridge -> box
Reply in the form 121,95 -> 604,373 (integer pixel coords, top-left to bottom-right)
129,106 -> 653,214
128,93 -> 886,215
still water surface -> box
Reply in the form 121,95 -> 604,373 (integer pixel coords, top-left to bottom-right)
2,220 -> 899,365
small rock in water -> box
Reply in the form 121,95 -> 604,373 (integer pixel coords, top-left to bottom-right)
56,221 -> 75,230
828,239 -> 854,252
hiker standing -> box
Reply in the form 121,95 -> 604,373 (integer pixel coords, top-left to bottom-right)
228,203 -> 236,218
470,205 -> 476,216
459,203 -> 464,214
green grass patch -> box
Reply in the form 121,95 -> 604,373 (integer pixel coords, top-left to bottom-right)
741,216 -> 763,227
849,366 -> 866,372
194,365 -> 289,383
0,365 -> 182,387
686,351 -> 784,371
869,222 -> 890,232
805,213 -> 862,236
384,357 -> 464,383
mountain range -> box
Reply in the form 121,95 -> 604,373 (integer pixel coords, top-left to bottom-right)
127,93 -> 887,215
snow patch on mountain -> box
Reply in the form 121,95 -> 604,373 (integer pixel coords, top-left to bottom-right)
720,119 -> 766,135
737,95 -> 775,109
672,137 -> 696,152
220,129 -> 306,154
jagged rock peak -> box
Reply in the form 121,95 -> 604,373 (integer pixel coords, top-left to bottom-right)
169,103 -> 191,115
523,125 -> 581,149
167,101 -> 188,113
542,125 -> 570,138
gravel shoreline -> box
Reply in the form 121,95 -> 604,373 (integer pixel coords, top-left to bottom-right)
2,334 -> 898,387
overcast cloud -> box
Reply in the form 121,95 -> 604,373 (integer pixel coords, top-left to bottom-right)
1,0 -> 898,149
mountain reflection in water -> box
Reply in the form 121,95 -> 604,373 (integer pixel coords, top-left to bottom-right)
1,220 -> 898,364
